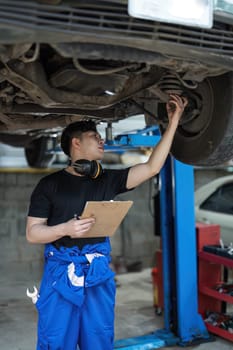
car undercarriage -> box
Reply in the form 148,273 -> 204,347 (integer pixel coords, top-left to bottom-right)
0,0 -> 233,167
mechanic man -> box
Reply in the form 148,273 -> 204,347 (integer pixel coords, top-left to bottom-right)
26,94 -> 187,350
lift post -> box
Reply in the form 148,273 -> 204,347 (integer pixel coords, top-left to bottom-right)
113,127 -> 211,349
159,157 -> 210,345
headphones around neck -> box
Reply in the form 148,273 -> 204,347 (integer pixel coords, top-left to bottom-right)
71,159 -> 103,179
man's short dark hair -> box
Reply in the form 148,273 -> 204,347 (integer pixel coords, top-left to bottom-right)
60,120 -> 97,156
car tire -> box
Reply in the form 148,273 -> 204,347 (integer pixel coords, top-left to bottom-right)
150,72 -> 233,166
24,137 -> 55,168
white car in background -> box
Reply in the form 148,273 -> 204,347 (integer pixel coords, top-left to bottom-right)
195,175 -> 233,245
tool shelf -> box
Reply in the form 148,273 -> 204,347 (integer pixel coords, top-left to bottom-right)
205,323 -> 233,342
199,285 -> 233,304
198,250 -> 233,342
199,251 -> 233,269
196,224 -> 233,342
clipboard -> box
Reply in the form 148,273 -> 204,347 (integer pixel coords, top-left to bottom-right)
79,200 -> 133,237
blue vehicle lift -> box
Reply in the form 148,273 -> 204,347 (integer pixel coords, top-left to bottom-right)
106,125 -> 212,349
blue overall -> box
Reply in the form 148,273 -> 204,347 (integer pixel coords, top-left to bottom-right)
35,239 -> 116,350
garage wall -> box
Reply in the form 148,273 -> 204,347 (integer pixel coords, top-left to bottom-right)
194,168 -> 230,189
0,171 -> 45,281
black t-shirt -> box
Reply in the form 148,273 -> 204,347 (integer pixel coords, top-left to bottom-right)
28,168 -> 131,249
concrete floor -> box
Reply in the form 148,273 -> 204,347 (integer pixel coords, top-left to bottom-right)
0,268 -> 232,350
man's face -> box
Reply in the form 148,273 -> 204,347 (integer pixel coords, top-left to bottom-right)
75,130 -> 105,160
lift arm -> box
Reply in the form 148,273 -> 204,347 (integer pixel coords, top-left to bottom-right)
105,125 -> 161,151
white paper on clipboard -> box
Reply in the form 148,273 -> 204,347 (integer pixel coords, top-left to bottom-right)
79,200 -> 133,237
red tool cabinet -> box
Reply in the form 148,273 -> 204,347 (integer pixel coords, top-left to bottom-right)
152,223 -> 233,342
197,223 -> 233,342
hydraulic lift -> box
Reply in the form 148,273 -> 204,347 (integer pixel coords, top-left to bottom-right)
104,125 -> 212,349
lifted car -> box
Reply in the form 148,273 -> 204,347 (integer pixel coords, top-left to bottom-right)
0,0 -> 232,167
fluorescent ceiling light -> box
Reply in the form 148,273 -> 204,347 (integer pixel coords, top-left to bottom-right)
128,0 -> 213,28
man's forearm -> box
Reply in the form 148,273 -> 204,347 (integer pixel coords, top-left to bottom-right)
147,120 -> 178,174
26,221 -> 67,244
26,215 -> 96,244
126,95 -> 187,189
